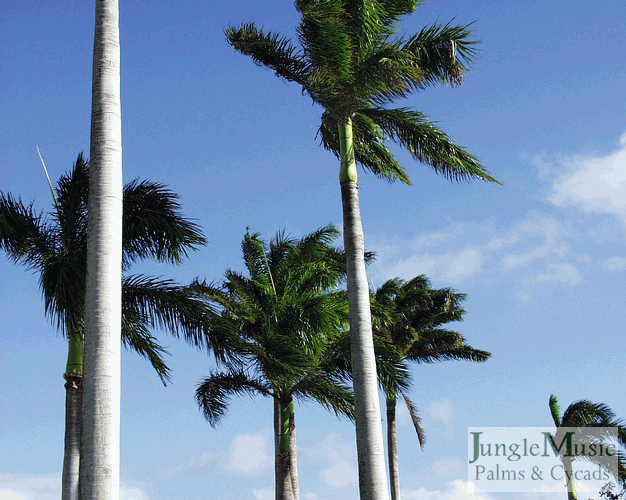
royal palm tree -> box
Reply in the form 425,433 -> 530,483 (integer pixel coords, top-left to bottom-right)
226,3 -> 498,497
0,154 -> 207,500
83,0 -> 124,496
371,276 -> 490,500
549,395 -> 626,500
193,226 -> 354,500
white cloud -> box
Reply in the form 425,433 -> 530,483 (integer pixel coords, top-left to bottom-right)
303,493 -> 318,500
542,132 -> 626,220
368,209 -> 592,301
165,448 -> 224,476
0,493 -> 29,500
0,475 -> 59,500
427,399 -> 456,440
432,457 -> 465,477
531,262 -> 582,286
120,483 -> 149,500
228,431 -> 272,474
323,462 -> 358,488
512,478 -> 599,499
401,479 -> 499,500
252,488 -> 273,500
302,432 -> 355,464
166,429 -> 272,477
301,433 -> 359,489
377,246 -> 485,284
604,256 -> 626,270
0,475 -> 148,500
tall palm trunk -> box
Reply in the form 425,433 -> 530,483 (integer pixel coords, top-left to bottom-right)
81,0 -> 123,498
563,457 -> 578,500
274,398 -> 300,500
386,396 -> 400,500
275,397 -> 295,500
339,118 -> 390,500
289,413 -> 299,500
62,332 -> 83,500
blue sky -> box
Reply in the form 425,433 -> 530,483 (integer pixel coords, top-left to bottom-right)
1,0 -> 625,499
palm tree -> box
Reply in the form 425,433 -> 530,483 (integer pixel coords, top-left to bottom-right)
225,3 -> 499,497
193,226 -> 354,500
549,395 -> 626,500
0,154 -> 207,500
83,0 -> 124,496
371,276 -> 490,500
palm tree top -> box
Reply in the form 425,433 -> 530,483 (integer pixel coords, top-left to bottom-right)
193,225 -> 356,427
1,153 -> 209,382
226,1 -> 498,186
548,395 -> 626,487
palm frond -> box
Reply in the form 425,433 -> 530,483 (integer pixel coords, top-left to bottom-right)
561,400 -> 625,431
122,274 -> 212,350
225,23 -> 311,87
343,0 -> 420,54
120,319 -> 172,385
292,376 -> 355,421
53,153 -> 89,251
404,330 -> 491,364
122,179 -> 206,267
401,21 -> 479,88
359,107 -> 499,184
196,370 -> 271,427
297,0 -> 354,102
0,192 -> 55,270
403,394 -> 426,450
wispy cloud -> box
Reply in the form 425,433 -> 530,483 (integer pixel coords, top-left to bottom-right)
426,399 -> 456,441
228,431 -> 272,474
252,488 -> 273,500
603,256 -> 626,270
401,479 -> 499,500
369,211 -> 590,298
432,457 -> 465,477
0,475 -> 149,500
367,131 -> 626,299
165,429 -> 272,477
301,433 -> 358,489
540,131 -> 626,221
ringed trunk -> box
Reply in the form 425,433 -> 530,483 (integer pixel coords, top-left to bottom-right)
386,396 -> 401,500
62,332 -> 83,500
339,117 -> 390,500
275,397 -> 295,500
81,0 -> 123,498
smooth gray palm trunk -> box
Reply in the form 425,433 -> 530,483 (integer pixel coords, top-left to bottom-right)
81,0 -> 123,498
62,375 -> 82,500
386,397 -> 401,500
342,181 -> 390,500
339,119 -> 389,500
289,416 -> 299,500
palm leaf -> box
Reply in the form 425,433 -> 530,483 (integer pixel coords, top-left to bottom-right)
196,371 -> 271,427
120,318 -> 171,385
403,394 -> 426,450
225,23 -> 310,87
0,193 -> 54,270
359,107 -> 499,183
401,21 -> 479,88
122,179 -> 206,267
